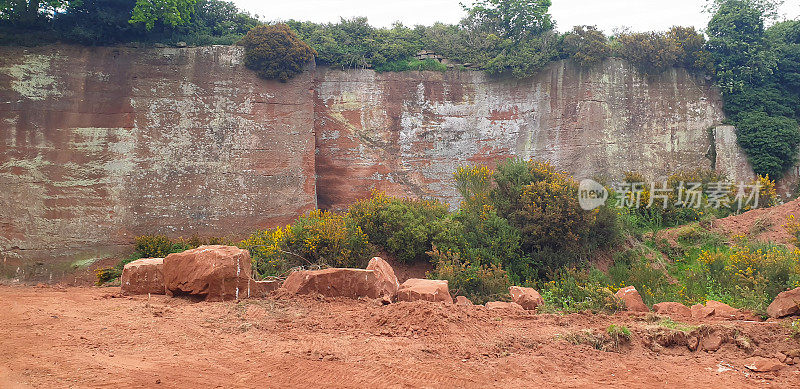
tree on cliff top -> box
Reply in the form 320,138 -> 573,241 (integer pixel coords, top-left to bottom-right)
129,0 -> 197,30
239,24 -> 317,82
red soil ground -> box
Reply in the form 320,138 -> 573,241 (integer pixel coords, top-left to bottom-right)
1,285 -> 799,388
713,197 -> 800,246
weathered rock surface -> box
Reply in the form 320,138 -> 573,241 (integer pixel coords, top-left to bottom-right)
615,286 -> 649,312
767,287 -> 800,318
745,357 -> 784,373
120,258 -> 165,295
705,300 -> 740,319
3,45 -> 792,280
485,301 -> 524,311
0,45 -> 317,281
455,296 -> 473,306
396,279 -> 453,304
509,286 -> 544,311
653,302 -> 691,317
366,257 -> 400,300
249,279 -> 282,298
163,245 -> 252,301
282,268 -> 380,299
691,303 -> 715,319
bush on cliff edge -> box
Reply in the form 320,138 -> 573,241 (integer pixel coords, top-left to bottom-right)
239,23 -> 316,82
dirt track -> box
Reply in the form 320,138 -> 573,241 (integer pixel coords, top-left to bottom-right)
1,285 -> 799,388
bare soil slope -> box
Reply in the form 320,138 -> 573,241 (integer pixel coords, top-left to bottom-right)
713,198 -> 800,245
1,285 -> 799,388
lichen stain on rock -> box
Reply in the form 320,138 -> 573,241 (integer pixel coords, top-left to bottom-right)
1,54 -> 63,101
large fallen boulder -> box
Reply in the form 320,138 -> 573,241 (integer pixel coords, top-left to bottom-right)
396,279 -> 453,304
366,257 -> 400,301
691,303 -> 715,319
653,302 -> 691,317
615,286 -> 649,312
509,286 -> 544,310
282,268 -> 381,299
163,245 -> 253,301
120,258 -> 165,295
767,287 -> 800,318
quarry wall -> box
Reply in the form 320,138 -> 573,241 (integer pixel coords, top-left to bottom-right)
0,45 -> 772,280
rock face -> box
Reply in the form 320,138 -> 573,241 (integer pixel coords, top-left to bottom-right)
282,268 -> 381,299
615,286 -> 649,312
767,287 -> 800,318
509,286 -> 544,311
1,45 -> 784,280
249,280 -> 281,298
120,258 -> 165,295
163,245 -> 252,301
366,257 -> 400,300
396,279 -> 453,304
653,302 -> 691,317
0,45 -> 316,281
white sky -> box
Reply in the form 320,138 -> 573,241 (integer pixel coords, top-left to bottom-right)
238,0 -> 800,33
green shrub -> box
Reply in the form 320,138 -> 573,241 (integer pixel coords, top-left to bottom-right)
615,31 -> 681,74
427,246 -> 510,305
374,58 -> 447,72
241,209 -> 373,278
134,235 -> 175,258
239,23 -> 316,82
735,112 -> 800,180
538,268 -> 623,313
348,191 -> 448,264
562,25 -> 610,67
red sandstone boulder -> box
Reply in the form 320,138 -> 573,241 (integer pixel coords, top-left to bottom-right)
366,257 -> 400,301
705,300 -> 739,319
163,245 -> 252,301
745,357 -> 784,373
282,268 -> 380,299
120,258 -> 165,295
455,296 -> 473,306
485,301 -> 524,311
509,286 -> 544,311
615,286 -> 649,312
396,279 -> 453,304
653,302 -> 691,317
767,287 -> 800,318
249,279 -> 281,298
691,303 -> 715,319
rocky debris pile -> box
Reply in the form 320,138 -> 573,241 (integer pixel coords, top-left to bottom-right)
120,258 -> 165,295
615,286 -> 649,312
767,287 -> 800,318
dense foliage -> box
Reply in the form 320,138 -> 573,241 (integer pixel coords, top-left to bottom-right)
241,210 -> 373,278
1,0 -> 259,45
707,0 -> 800,179
239,23 -> 316,81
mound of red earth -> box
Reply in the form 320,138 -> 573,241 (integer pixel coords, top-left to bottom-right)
712,197 -> 800,245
